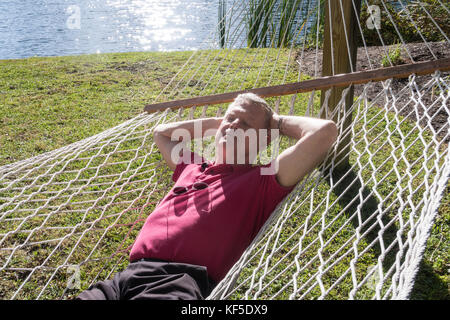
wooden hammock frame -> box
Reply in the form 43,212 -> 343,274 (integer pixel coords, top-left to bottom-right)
144,57 -> 450,114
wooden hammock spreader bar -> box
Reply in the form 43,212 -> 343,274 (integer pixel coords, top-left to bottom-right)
144,57 -> 450,113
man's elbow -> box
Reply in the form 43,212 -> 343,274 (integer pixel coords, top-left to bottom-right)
153,124 -> 164,136
153,125 -> 171,146
321,120 -> 339,145
153,125 -> 172,142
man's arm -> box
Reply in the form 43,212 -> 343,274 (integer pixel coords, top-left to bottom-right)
270,114 -> 338,188
153,117 -> 222,170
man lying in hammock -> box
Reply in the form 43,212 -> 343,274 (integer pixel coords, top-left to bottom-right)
77,93 -> 338,300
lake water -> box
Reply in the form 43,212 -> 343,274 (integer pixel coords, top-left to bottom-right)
0,0 -> 225,60
0,0 -> 329,60
0,0 -> 409,60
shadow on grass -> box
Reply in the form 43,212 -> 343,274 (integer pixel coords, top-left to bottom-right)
325,164 -> 400,275
409,261 -> 449,300
324,163 -> 448,299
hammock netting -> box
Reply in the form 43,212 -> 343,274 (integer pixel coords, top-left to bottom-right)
0,0 -> 448,300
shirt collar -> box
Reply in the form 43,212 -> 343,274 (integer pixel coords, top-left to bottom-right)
203,161 -> 254,175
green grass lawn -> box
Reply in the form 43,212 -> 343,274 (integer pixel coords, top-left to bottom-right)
0,50 -> 448,299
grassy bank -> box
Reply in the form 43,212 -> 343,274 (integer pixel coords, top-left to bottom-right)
0,50 -> 448,299
0,51 -> 190,165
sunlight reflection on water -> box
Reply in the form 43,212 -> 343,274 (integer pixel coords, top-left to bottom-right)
0,0 -> 222,59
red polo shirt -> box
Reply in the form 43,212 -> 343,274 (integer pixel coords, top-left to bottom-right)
129,152 -> 294,283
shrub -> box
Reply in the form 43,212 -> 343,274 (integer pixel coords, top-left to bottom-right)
401,0 -> 450,42
359,0 -> 450,46
381,43 -> 404,67
247,0 -> 276,48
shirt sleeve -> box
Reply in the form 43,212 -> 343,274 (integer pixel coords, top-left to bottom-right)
171,150 -> 205,182
258,162 -> 296,222
172,161 -> 188,183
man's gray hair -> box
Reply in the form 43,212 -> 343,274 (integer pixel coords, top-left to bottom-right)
229,93 -> 274,128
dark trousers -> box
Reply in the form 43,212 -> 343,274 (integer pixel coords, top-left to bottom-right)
76,259 -> 215,300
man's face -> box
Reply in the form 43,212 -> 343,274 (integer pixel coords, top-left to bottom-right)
215,101 -> 268,164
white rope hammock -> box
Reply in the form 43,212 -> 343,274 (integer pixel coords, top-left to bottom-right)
0,0 -> 448,300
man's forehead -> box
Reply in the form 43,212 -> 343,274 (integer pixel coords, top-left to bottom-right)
227,104 -> 246,114
227,103 -> 267,127
227,101 -> 263,115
